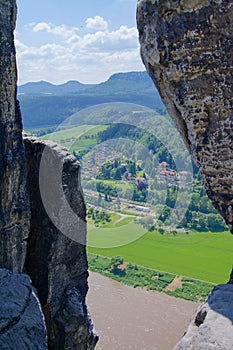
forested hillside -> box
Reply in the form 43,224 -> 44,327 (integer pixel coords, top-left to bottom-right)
18,71 -> 165,128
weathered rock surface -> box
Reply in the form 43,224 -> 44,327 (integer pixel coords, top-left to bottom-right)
173,284 -> 233,350
137,0 -> 233,232
0,268 -> 47,350
24,136 -> 98,349
0,1 -> 96,349
0,0 -> 30,271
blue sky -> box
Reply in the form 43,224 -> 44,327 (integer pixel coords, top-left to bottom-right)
16,0 -> 144,85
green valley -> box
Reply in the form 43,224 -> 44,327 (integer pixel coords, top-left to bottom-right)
36,113 -> 232,297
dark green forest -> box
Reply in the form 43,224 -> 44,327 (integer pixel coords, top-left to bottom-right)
19,71 -> 165,128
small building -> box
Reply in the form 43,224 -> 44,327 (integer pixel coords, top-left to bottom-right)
135,206 -> 150,213
159,162 -> 170,169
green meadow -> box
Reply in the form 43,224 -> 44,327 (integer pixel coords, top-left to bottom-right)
42,125 -> 95,142
42,124 -> 107,151
87,220 -> 146,250
88,228 -> 233,284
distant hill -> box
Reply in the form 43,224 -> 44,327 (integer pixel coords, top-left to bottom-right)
84,71 -> 155,95
18,71 -> 166,128
18,80 -> 95,96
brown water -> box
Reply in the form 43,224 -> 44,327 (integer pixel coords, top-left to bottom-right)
87,272 -> 199,350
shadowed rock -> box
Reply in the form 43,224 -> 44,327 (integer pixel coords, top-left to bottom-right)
24,136 -> 98,349
0,0 -> 30,272
0,268 -> 47,350
0,1 -> 97,348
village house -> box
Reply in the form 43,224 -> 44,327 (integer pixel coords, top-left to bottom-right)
135,177 -> 147,190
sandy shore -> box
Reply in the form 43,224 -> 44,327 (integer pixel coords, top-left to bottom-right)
87,271 -> 199,350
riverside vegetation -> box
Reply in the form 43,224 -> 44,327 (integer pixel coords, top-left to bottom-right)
87,253 -> 213,302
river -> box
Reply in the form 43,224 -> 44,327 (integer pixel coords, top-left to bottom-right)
87,271 -> 199,350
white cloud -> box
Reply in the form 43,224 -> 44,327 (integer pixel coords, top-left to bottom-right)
32,22 -> 80,39
33,22 -> 51,32
16,18 -> 144,84
85,16 -> 108,31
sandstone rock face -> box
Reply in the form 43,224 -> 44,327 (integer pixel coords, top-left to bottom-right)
0,268 -> 47,350
173,284 -> 233,350
0,0 -> 30,271
0,1 -> 96,349
24,136 -> 98,350
137,0 -> 233,232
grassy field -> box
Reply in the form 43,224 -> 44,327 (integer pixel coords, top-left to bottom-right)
42,124 -> 107,152
87,220 -> 146,250
42,125 -> 96,142
88,229 -> 233,284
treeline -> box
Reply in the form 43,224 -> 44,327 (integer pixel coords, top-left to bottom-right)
87,206 -> 111,226
25,126 -> 57,137
156,182 -> 227,232
97,158 -> 140,180
98,123 -> 177,170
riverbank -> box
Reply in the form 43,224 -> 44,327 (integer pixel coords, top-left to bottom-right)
87,271 -> 199,350
88,253 -> 214,302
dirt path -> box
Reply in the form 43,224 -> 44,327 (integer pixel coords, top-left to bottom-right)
114,214 -> 133,224
166,276 -> 183,292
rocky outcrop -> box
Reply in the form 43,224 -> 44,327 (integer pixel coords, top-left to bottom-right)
0,0 -> 30,272
137,0 -> 233,232
0,1 -> 96,349
173,284 -> 233,350
0,268 -> 47,350
24,136 -> 98,350
0,1 -> 47,348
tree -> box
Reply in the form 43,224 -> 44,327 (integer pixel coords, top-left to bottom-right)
113,168 -> 122,180
158,228 -> 165,235
114,159 -> 119,168
159,205 -> 172,222
110,256 -> 124,274
171,230 -> 178,236
116,196 -> 121,210
129,162 -> 136,176
190,193 -> 200,211
200,196 -> 216,214
97,193 -> 102,207
138,216 -> 154,230
206,213 -> 227,231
